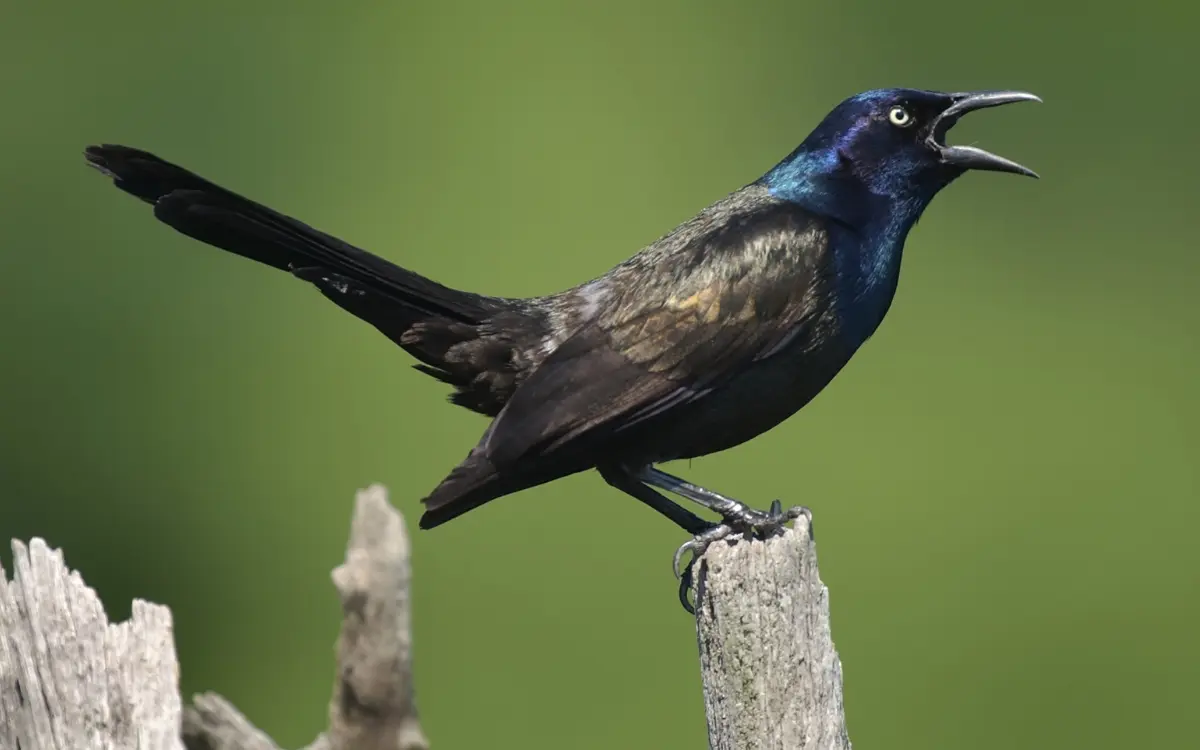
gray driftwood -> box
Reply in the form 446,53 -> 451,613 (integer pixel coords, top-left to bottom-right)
0,485 -> 428,750
693,515 -> 852,750
1,484 -> 851,750
0,538 -> 184,750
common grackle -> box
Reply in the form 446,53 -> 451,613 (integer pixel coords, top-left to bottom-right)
85,88 -> 1038,609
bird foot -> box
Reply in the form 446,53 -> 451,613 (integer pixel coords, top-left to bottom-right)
674,500 -> 811,613
672,524 -> 734,581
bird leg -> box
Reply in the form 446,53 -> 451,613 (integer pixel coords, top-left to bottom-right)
640,467 -> 809,533
639,466 -> 811,612
600,464 -> 810,613
598,464 -> 713,535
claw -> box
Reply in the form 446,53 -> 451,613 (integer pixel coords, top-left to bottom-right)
679,566 -> 696,613
673,523 -> 732,579
783,504 -> 812,526
785,503 -> 814,538
674,524 -> 732,615
672,503 -> 815,613
673,524 -> 734,614
672,544 -> 689,581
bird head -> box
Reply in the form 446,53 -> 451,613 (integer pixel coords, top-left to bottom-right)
764,88 -> 1040,224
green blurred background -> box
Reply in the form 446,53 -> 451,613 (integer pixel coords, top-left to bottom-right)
2,2 -> 1196,747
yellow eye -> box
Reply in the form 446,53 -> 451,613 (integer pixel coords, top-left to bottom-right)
888,105 -> 914,127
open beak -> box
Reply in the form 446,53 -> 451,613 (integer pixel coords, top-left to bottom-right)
927,90 -> 1041,178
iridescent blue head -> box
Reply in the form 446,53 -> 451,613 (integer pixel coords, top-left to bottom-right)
763,88 -> 1040,226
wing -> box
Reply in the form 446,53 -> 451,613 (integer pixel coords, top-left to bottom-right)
480,195 -> 835,468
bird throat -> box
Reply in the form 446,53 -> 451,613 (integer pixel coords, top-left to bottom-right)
764,149 -> 929,284
763,149 -> 936,344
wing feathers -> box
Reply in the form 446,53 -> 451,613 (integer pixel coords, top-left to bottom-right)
474,197 -> 833,471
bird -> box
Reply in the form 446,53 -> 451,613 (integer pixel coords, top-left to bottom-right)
85,87 -> 1039,609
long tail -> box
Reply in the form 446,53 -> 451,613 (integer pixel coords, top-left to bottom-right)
84,144 -> 519,415
85,144 -> 573,527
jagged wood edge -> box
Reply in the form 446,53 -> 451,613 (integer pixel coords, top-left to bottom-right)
0,539 -> 184,750
182,484 -> 430,750
0,484 -> 427,750
1,484 -> 852,750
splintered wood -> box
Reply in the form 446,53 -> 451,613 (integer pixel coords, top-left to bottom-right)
1,485 -> 852,750
0,486 -> 428,750
0,538 -> 184,750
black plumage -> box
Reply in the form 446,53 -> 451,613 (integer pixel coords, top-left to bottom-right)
85,87 -> 1039,607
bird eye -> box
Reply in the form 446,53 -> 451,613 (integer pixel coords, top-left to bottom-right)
888,105 -> 914,127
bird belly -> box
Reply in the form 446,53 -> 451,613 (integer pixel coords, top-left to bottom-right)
614,338 -> 857,464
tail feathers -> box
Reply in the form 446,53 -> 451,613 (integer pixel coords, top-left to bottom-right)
290,264 -> 465,357
419,453 -> 506,529
419,439 -> 595,529
84,144 -> 502,325
85,144 -> 532,415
